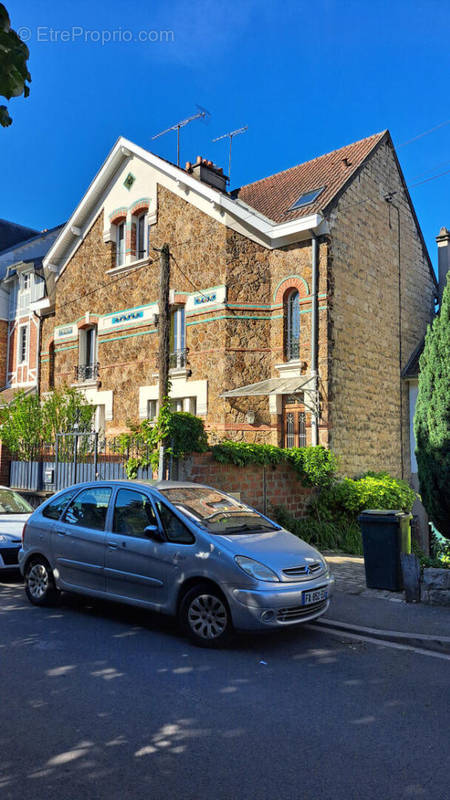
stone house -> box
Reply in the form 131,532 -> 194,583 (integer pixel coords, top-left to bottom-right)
40,130 -> 437,479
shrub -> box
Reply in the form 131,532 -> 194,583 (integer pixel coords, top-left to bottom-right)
309,472 -> 416,526
271,505 -> 363,555
123,403 -> 208,478
211,441 -> 337,487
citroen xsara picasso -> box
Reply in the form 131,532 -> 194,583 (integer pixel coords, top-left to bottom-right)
19,481 -> 334,646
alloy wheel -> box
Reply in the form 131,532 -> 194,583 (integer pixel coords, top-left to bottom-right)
187,593 -> 228,640
27,563 -> 49,600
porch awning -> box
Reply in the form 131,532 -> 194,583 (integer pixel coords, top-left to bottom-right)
221,375 -> 315,398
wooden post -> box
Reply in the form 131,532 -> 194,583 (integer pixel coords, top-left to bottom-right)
158,243 -> 170,478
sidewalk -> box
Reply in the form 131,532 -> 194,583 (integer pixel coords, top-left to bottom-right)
322,551 -> 450,644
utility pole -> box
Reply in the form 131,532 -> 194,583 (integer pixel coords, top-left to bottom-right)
158,243 -> 170,479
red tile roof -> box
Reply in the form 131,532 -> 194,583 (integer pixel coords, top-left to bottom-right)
234,131 -> 388,223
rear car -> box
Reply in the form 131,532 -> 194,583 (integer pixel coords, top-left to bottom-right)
0,487 -> 33,573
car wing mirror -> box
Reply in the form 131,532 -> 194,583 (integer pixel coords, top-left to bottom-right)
144,524 -> 163,541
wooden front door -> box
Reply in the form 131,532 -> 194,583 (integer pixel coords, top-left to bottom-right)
283,395 -> 307,448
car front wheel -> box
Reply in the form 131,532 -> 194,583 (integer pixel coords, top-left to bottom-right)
180,584 -> 233,647
25,558 -> 59,607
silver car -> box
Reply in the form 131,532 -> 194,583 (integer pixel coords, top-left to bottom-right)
0,487 -> 33,572
19,480 -> 334,646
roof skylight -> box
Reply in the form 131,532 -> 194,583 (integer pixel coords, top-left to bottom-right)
288,186 -> 325,210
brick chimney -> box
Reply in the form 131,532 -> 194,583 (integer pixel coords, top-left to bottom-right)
436,226 -> 450,304
185,156 -> 228,192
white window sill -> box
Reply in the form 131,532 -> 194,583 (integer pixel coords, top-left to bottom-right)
106,255 -> 151,276
275,359 -> 306,377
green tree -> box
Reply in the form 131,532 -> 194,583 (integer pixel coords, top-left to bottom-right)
0,391 -> 41,459
0,387 -> 95,460
414,273 -> 450,539
0,4 -> 31,127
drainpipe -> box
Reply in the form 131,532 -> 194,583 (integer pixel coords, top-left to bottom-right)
310,233 -> 319,446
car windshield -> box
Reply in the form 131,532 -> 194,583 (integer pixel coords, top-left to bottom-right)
158,487 -> 279,535
0,489 -> 33,514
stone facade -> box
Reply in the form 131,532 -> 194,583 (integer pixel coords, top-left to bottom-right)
41,185 -> 329,446
327,139 -> 436,479
40,135 -> 436,480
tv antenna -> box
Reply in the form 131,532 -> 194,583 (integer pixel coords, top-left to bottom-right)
152,107 -> 210,166
212,125 -> 248,183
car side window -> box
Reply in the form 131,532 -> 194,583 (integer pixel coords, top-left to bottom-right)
155,500 -> 195,544
42,489 -> 76,520
113,489 -> 158,538
63,487 -> 112,531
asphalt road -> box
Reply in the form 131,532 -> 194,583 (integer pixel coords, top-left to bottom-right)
1,575 -> 448,800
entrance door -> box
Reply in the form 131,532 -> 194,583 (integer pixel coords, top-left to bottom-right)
283,396 -> 307,448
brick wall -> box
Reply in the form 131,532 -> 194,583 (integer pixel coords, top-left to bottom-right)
178,452 -> 315,519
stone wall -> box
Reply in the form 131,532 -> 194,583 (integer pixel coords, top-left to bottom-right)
178,451 -> 315,518
421,568 -> 450,606
327,138 -> 436,478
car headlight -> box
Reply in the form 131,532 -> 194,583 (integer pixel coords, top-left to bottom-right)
235,556 -> 280,582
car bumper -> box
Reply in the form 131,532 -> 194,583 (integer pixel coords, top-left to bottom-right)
225,573 -> 335,631
0,545 -> 21,570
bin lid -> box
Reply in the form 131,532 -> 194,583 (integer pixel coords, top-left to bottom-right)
358,509 -> 411,521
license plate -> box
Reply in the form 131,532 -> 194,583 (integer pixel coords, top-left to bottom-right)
302,587 -> 328,606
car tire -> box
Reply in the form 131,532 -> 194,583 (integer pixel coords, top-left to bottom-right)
25,557 -> 59,607
179,583 -> 233,648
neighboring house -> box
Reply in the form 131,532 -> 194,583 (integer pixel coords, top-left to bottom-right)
0,225 -> 64,402
403,226 -> 449,479
40,131 -> 436,479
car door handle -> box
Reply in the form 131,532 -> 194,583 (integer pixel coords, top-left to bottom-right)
107,542 -> 119,550
56,529 -> 67,536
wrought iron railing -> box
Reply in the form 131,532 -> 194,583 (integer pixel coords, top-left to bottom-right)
74,363 -> 99,382
170,348 -> 188,368
285,337 -> 300,361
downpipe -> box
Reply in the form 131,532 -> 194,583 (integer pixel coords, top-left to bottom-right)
310,233 -> 319,446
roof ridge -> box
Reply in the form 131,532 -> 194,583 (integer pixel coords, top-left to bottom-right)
236,130 -> 388,193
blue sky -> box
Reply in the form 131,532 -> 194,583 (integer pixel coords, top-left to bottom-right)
2,0 -> 449,272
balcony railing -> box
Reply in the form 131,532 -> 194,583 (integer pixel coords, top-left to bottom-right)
75,363 -> 99,382
155,349 -> 189,370
170,348 -> 188,369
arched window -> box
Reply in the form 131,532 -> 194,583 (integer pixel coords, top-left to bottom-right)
284,289 -> 300,361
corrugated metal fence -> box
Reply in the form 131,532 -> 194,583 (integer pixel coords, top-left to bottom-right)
9,435 -> 156,493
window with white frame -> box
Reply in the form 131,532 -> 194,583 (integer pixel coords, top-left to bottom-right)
19,272 -> 32,310
136,212 -> 148,260
77,325 -> 98,381
18,324 -> 28,364
147,399 -> 158,421
116,221 -> 126,266
170,397 -> 197,414
170,306 -> 186,368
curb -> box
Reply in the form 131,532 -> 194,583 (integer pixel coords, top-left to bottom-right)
316,617 -> 450,655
